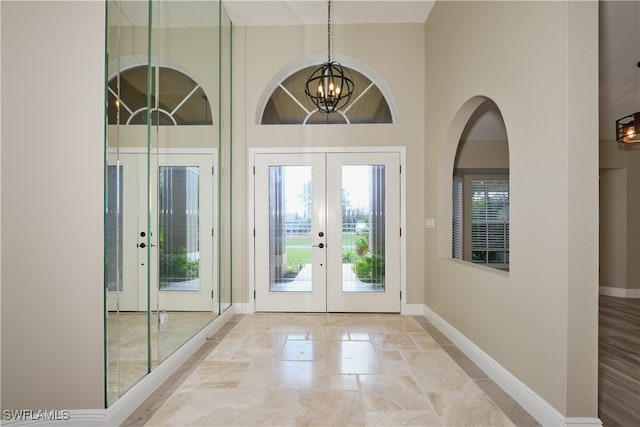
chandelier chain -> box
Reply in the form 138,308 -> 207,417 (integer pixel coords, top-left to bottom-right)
327,0 -> 332,62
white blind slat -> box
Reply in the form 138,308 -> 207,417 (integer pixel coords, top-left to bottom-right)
471,180 -> 509,264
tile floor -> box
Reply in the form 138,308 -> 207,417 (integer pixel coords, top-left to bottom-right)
128,314 -> 540,426
107,311 -> 216,405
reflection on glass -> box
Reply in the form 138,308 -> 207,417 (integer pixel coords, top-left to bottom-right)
269,166 -> 313,292
106,312 -> 149,406
107,165 -> 123,292
108,66 -> 213,126
159,166 -> 200,291
106,0 -> 231,407
341,165 -> 386,292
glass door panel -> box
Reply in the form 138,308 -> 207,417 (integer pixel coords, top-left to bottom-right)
340,165 -> 386,293
159,166 -> 201,292
326,153 -> 400,313
255,154 -> 326,312
151,154 -> 215,313
269,165 -> 313,292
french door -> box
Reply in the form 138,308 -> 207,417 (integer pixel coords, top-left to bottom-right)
107,151 -> 216,312
254,151 -> 401,312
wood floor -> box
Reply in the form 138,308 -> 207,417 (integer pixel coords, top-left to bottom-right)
598,296 -> 640,427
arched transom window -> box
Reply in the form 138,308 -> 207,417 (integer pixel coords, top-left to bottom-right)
261,65 -> 393,125
108,65 -> 212,126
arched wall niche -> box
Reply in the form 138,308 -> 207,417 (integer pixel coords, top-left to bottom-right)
255,53 -> 399,125
438,96 -> 510,270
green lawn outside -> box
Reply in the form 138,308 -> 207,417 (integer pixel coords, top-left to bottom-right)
284,232 -> 361,272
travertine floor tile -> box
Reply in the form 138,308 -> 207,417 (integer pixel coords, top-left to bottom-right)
138,314 -> 538,427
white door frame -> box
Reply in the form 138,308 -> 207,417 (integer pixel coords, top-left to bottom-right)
248,146 -> 407,314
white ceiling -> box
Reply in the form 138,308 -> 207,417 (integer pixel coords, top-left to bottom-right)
223,0 -> 436,26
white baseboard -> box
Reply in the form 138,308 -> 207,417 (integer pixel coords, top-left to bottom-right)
1,308 -> 236,427
233,302 -> 253,313
422,305 -> 602,427
599,286 -> 640,298
403,303 -> 424,315
564,418 -> 604,426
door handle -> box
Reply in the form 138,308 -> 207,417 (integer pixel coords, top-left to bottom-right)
138,242 -> 156,248
313,243 -> 325,249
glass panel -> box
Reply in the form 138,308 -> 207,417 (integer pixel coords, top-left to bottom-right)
219,5 -> 233,311
159,166 -> 200,291
106,0 -> 226,408
341,165 -> 385,292
269,166 -> 313,292
148,0 -> 221,373
107,165 -> 123,292
261,86 -> 308,124
263,65 -> 393,125
108,63 -> 214,125
105,0 -> 151,407
343,85 -> 392,124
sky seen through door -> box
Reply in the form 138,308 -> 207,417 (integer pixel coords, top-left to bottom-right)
284,165 -> 370,218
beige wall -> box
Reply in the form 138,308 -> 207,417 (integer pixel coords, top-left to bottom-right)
425,1 -> 598,417
1,1 -> 105,410
455,139 -> 509,171
0,0 -> 602,418
233,23 -> 426,305
600,141 -> 640,291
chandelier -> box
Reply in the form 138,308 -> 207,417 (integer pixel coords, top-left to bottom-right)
615,61 -> 640,143
304,0 -> 355,114
616,112 -> 640,143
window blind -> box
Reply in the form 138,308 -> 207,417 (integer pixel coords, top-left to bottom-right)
452,176 -> 463,259
471,180 -> 509,264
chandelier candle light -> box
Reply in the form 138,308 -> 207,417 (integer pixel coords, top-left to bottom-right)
305,0 -> 355,113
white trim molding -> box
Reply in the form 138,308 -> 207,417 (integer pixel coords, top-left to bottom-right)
422,305 -> 602,427
599,286 -> 640,299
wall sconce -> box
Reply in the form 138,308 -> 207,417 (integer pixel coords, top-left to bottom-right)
616,112 -> 640,144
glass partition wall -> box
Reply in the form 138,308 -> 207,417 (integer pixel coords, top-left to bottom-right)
105,0 -> 232,406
